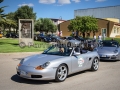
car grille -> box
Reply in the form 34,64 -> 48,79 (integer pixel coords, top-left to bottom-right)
100,55 -> 117,59
100,57 -> 110,59
31,75 -> 42,78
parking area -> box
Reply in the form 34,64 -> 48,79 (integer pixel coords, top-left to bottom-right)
0,53 -> 120,90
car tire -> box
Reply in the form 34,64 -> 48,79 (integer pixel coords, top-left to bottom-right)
91,57 -> 99,71
55,64 -> 68,82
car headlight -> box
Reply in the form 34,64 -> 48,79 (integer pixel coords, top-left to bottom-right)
17,58 -> 24,66
35,62 -> 50,70
114,50 -> 118,53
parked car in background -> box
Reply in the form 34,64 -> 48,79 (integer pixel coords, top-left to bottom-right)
95,40 -> 120,61
74,36 -> 84,41
6,33 -> 19,38
34,34 -> 52,42
47,34 -> 60,42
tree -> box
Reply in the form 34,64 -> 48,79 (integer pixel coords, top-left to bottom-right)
14,5 -> 36,33
0,0 -> 7,20
68,16 -> 98,38
34,18 -> 57,34
6,12 -> 15,20
48,24 -> 57,34
14,5 -> 36,21
0,19 -> 17,34
34,18 -> 42,32
6,12 -> 17,33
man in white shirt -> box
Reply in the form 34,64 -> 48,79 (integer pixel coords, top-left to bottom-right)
98,33 -> 102,42
93,34 -> 96,41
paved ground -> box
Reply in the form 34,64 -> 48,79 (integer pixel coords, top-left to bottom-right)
0,53 -> 120,90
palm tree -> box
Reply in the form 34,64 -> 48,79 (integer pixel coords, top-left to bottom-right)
0,0 -> 7,20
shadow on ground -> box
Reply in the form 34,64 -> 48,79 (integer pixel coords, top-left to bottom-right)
13,58 -> 23,60
0,42 -> 19,46
11,74 -> 54,85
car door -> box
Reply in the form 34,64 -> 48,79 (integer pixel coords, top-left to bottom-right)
71,53 -> 90,73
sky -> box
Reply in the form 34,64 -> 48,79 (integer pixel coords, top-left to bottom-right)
1,0 -> 120,20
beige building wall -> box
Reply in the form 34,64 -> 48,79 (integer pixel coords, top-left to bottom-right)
59,18 -> 115,38
110,25 -> 120,37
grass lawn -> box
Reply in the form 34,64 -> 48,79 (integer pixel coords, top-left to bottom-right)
0,37 -> 120,53
0,38 -> 50,53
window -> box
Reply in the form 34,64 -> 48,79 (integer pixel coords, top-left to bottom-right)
101,28 -> 107,36
114,27 -> 116,33
117,27 -> 119,33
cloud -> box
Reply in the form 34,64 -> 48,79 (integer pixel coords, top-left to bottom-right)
72,0 -> 81,3
57,0 -> 71,4
18,3 -> 34,7
95,0 -> 106,2
39,0 -> 56,4
85,0 -> 90,1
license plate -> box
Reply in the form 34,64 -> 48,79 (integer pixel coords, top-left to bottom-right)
20,70 -> 27,76
101,55 -> 106,57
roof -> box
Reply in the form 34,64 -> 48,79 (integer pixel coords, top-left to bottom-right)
50,18 -> 66,21
114,23 -> 120,26
75,5 -> 120,11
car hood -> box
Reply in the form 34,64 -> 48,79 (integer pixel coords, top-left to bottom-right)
22,54 -> 64,67
97,47 -> 117,54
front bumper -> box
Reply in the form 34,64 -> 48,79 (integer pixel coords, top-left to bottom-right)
16,65 -> 57,80
99,54 -> 119,60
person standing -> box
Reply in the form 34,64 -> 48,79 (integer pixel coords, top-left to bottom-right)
93,34 -> 96,41
72,31 -> 75,37
98,33 -> 102,42
103,32 -> 106,40
60,31 -> 62,37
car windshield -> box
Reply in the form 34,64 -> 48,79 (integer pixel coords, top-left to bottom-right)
101,41 -> 119,47
42,46 -> 73,56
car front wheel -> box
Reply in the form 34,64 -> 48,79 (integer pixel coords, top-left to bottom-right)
55,64 -> 68,82
91,58 -> 99,71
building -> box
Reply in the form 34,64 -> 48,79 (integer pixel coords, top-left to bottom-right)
74,5 -> 120,22
58,18 -> 120,38
50,18 -> 66,26
50,18 -> 66,35
58,5 -> 120,38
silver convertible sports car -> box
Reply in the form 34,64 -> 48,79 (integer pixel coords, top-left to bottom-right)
96,40 -> 120,60
16,45 -> 99,82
